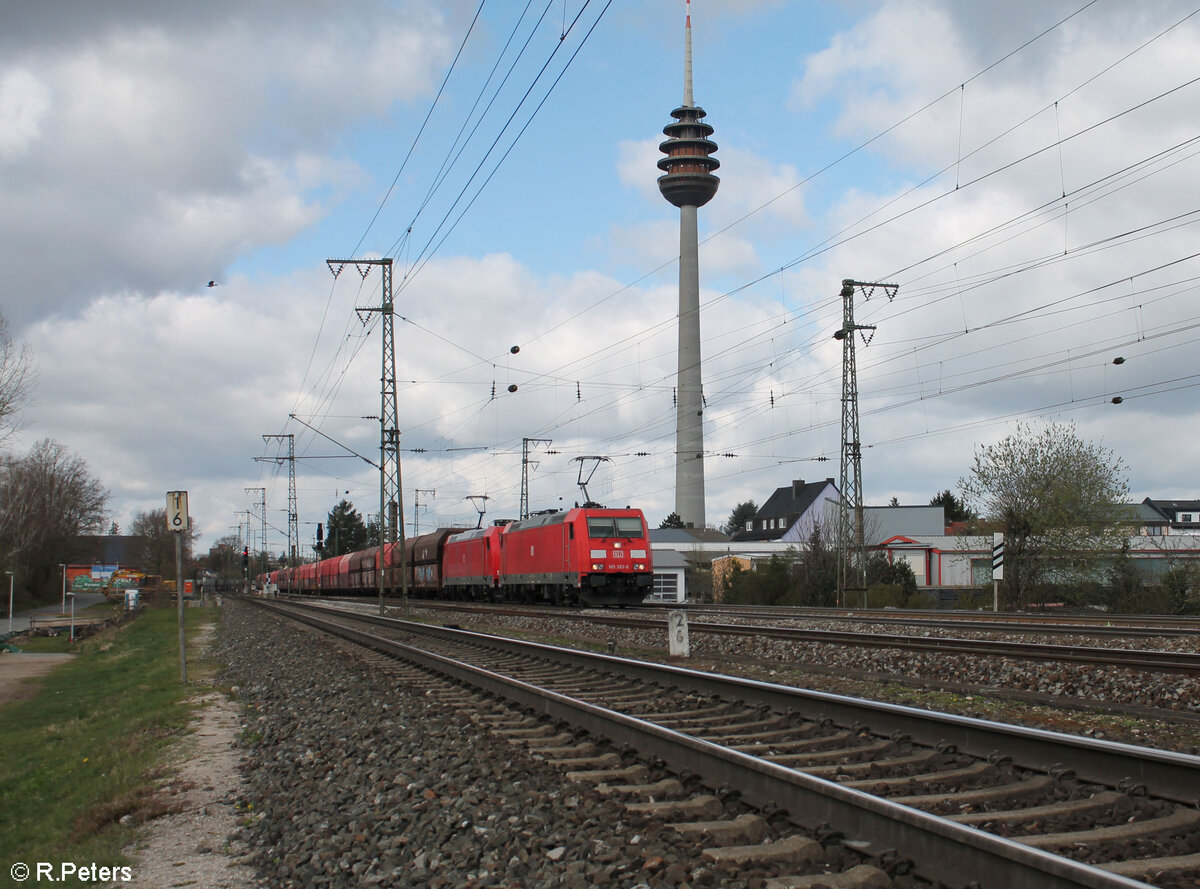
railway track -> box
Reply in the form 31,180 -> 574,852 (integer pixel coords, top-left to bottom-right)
251,597 -> 1200,888
340,598 -> 1200,676
638,604 -> 1200,639
668,604 -> 1200,633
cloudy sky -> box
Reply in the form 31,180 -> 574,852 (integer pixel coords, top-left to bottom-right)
4,0 -> 1199,556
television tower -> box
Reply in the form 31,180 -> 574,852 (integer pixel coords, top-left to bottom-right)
658,0 -> 719,529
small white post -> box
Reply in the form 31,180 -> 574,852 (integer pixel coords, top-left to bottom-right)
668,610 -> 690,658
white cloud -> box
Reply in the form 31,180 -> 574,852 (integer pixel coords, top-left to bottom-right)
8,1 -> 1200,554
0,2 -> 459,326
0,68 -> 50,161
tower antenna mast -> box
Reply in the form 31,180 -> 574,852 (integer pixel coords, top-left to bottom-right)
658,0 -> 719,529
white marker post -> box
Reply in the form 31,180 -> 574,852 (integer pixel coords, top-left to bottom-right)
668,610 -> 690,658
167,491 -> 189,684
992,532 -> 1005,613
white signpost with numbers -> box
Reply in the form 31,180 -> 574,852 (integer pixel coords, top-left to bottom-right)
167,491 -> 188,534
167,491 -> 188,683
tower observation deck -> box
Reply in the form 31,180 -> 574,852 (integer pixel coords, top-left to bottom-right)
656,3 -> 720,208
657,105 -> 720,208
658,1 -> 718,529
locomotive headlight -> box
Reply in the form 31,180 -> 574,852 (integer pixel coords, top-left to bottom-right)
592,562 -> 604,570
634,563 -> 645,570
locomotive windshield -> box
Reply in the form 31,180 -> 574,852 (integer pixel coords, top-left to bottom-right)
587,516 -> 645,538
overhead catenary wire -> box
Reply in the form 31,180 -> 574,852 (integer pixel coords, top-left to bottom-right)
347,0 -> 489,259
281,2 -> 1200,525
282,2 -> 612,485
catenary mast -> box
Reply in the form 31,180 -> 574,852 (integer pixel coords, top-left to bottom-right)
658,0 -> 719,529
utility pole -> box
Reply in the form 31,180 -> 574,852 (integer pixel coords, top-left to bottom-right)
245,487 -> 266,579
834,279 -> 897,608
520,438 -> 553,518
329,258 -> 405,615
261,434 -> 297,566
413,489 -> 435,537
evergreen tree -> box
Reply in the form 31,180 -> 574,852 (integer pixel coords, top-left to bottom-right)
930,489 -> 972,524
319,500 -> 371,557
723,500 -> 758,536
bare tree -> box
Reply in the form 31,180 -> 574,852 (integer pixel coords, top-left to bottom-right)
0,439 -> 108,595
0,313 -> 34,444
199,534 -> 242,579
130,508 -> 198,579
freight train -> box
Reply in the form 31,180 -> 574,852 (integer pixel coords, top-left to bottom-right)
264,505 -> 654,607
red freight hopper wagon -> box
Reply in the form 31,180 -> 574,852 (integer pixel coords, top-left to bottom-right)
443,522 -> 508,598
351,547 -> 379,592
293,561 -> 318,594
500,507 -> 653,606
317,554 -> 351,593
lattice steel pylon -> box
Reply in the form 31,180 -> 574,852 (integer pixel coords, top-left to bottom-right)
520,438 -> 552,519
835,279 -> 897,608
261,434 -> 297,567
328,257 -> 405,614
244,487 -> 266,576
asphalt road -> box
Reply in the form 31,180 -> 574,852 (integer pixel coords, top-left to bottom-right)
2,592 -> 108,634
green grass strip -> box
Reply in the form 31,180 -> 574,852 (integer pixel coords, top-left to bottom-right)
0,606 -> 212,886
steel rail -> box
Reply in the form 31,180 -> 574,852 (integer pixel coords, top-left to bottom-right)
671,621 -> 1200,674
646,608 -> 1200,639
252,598 -> 1153,889
648,603 -> 1200,635
324,596 -> 1200,638
395,600 -> 1200,674
279,598 -> 1200,806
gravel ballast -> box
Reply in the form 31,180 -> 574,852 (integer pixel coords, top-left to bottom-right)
217,601 -> 846,889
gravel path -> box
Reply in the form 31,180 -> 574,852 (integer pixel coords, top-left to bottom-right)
119,691 -> 261,888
